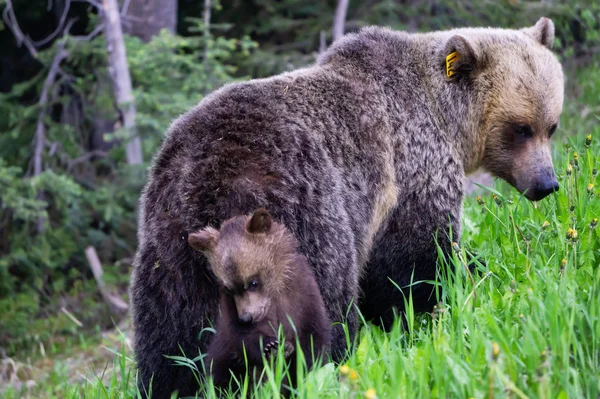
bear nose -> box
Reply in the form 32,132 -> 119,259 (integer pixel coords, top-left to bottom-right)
238,312 -> 253,324
530,176 -> 559,201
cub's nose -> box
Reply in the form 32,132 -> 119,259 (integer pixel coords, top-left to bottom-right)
238,312 -> 253,324
530,177 -> 559,201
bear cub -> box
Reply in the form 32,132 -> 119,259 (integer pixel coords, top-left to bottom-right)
188,208 -> 330,390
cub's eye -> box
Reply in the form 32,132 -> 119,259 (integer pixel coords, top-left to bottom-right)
549,124 -> 558,138
514,124 -> 533,138
247,280 -> 259,291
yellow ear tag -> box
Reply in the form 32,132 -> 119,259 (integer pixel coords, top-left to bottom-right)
446,51 -> 461,77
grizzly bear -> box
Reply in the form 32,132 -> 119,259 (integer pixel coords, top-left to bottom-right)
130,17 -> 563,398
187,208 -> 330,391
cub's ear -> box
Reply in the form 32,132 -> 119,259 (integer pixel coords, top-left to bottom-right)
188,227 -> 219,253
442,34 -> 479,80
521,17 -> 555,49
247,208 -> 272,234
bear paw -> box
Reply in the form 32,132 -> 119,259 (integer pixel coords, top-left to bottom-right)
262,339 -> 295,359
283,341 -> 294,358
263,338 -> 279,357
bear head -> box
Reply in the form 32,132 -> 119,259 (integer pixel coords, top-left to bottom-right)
444,17 -> 564,201
188,209 -> 298,324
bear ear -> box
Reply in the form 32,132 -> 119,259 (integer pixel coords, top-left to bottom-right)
521,17 -> 555,49
246,208 -> 272,234
442,34 -> 479,80
188,227 -> 219,253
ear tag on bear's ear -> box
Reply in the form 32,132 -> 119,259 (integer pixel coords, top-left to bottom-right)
445,51 -> 461,78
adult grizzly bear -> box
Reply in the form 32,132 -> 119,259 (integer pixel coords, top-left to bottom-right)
131,18 -> 563,397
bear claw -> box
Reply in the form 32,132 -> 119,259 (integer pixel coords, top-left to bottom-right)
263,339 -> 295,359
263,339 -> 279,356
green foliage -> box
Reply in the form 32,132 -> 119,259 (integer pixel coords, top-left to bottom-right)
0,12 -> 255,355
126,26 -> 256,142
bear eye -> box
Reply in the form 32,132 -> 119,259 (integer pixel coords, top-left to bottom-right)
514,124 -> 533,138
247,280 -> 259,291
549,124 -> 558,138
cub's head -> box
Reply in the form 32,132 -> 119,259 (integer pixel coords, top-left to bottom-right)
188,208 -> 297,324
443,17 -> 564,201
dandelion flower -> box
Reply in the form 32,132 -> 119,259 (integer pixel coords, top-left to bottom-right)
492,342 -> 500,360
566,163 -> 573,175
340,365 -> 350,376
542,220 -> 550,230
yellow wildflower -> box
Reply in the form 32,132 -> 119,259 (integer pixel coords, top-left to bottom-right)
542,220 -> 550,230
492,342 -> 500,360
566,163 -> 573,175
365,389 -> 377,399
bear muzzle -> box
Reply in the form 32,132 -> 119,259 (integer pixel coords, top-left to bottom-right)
525,173 -> 559,201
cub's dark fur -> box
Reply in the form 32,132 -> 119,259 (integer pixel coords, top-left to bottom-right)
189,209 -> 330,391
131,18 -> 563,397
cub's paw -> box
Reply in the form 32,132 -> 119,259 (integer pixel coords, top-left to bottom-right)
283,341 -> 295,359
263,338 -> 279,357
262,338 -> 295,359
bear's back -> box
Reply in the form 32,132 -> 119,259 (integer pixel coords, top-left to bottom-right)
144,64 -> 392,238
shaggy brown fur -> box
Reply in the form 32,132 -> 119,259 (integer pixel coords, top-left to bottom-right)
188,209 -> 330,391
130,18 -> 564,397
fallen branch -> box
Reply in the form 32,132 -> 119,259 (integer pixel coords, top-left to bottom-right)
60,306 -> 84,327
85,246 -> 129,317
67,150 -> 108,172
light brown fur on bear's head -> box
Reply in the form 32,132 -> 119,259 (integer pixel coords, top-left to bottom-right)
188,209 -> 299,323
441,17 -> 563,200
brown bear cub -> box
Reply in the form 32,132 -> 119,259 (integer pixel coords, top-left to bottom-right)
188,208 -> 330,390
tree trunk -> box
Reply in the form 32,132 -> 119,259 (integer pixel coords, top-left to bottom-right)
33,42 -> 69,232
202,0 -> 211,59
102,0 -> 143,165
332,0 -> 349,42
122,0 -> 178,42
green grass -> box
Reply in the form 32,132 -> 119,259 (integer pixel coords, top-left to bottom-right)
4,63 -> 600,399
